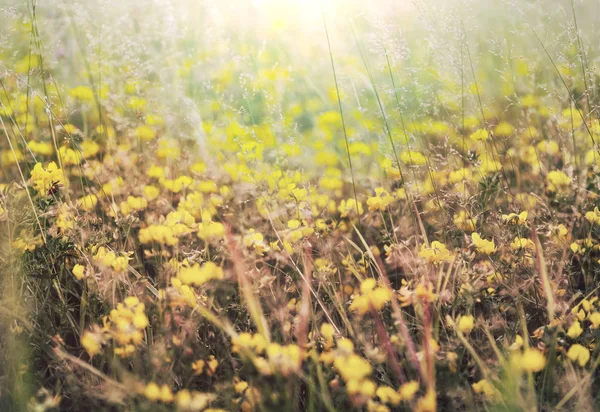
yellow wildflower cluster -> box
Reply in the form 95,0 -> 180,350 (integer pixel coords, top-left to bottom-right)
93,246 -> 131,273
243,229 -> 270,255
81,296 -> 148,358
546,170 -> 571,194
30,162 -> 64,194
119,196 -> 148,215
453,210 -> 477,231
502,211 -> 528,225
471,233 -> 496,255
177,261 -> 224,286
349,278 -> 393,314
231,333 -> 301,376
338,198 -> 364,218
419,241 -> 453,264
139,211 -> 195,245
366,187 -> 395,211
510,348 -> 546,373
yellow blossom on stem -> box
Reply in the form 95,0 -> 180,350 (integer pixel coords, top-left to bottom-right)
338,198 -> 364,218
472,379 -> 498,398
177,262 -> 224,286
81,331 -> 103,356
72,264 -> 85,280
457,315 -> 475,334
567,320 -> 583,338
472,233 -> 496,254
334,353 -> 372,382
567,344 -> 590,366
30,162 -> 64,194
398,381 -> 419,401
453,210 -> 476,232
510,237 -> 534,251
502,211 -> 528,225
349,278 -> 392,315
588,312 -> 600,328
546,170 -> 571,194
366,188 -> 394,211
585,207 -> 600,225
77,194 -> 98,212
520,348 -> 546,372
419,241 -> 453,264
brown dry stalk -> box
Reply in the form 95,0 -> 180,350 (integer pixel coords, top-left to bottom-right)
224,224 -> 271,342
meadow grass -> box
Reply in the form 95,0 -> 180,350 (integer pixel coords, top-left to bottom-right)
2,0 -> 600,410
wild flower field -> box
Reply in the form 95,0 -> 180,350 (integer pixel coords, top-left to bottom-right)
1,0 -> 600,410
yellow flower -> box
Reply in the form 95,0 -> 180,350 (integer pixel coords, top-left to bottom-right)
72,264 -> 85,280
58,146 -> 81,165
400,150 -> 427,166
502,211 -> 528,225
415,283 -> 437,303
376,385 -> 401,405
398,380 -> 419,401
416,390 -> 436,412
567,344 -> 590,366
70,86 -> 95,101
419,241 -> 453,264
143,185 -> 160,201
159,385 -> 174,403
320,323 -> 335,349
243,229 -> 270,255
346,378 -> 376,397
546,170 -> 571,194
585,207 -> 600,225
157,139 -> 181,159
232,333 -> 267,355
77,194 -> 98,212
494,121 -> 514,137
139,224 -> 179,246
550,224 -> 568,243
334,353 -> 372,382
93,246 -> 131,272
197,221 -> 225,241
509,335 -> 524,351
161,175 -> 193,193
520,348 -> 546,372
81,331 -> 102,356
265,343 -> 302,376
30,162 -> 64,194
338,198 -> 364,218
510,237 -> 534,251
286,229 -> 304,244
366,188 -> 394,212
127,96 -> 147,111
457,315 -> 475,334
453,210 -> 476,232
472,379 -> 497,398
28,140 -> 54,156
120,196 -> 148,215
11,230 -> 42,252
349,279 -> 392,314
287,219 -> 301,229
56,203 -> 75,231
177,262 -> 224,286
147,165 -> 165,179
588,312 -> 600,328
469,128 -> 489,141
471,233 -> 496,255
567,320 -> 583,338
108,297 -> 148,345
144,382 -> 161,402
81,140 -> 100,158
